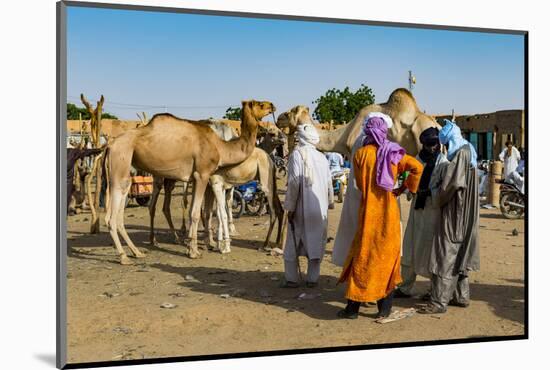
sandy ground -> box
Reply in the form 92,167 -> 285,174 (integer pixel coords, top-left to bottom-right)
66,183 -> 525,364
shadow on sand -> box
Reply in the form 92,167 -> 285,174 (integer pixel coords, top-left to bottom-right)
148,263 -> 525,325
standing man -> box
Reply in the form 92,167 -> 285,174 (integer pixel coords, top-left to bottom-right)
419,119 -> 480,314
331,112 -> 390,267
337,114 -> 423,319
395,127 -> 448,298
499,141 -> 521,182
282,124 -> 334,288
326,152 -> 344,176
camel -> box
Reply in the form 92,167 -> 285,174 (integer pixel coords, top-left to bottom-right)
148,120 -> 284,254
146,118 -> 236,248
203,147 -> 284,253
257,127 -> 286,155
276,88 -> 439,157
104,100 -> 276,264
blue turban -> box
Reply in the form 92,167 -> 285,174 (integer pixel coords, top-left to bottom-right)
439,119 -> 477,167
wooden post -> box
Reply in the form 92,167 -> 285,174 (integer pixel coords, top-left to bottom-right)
81,94 -> 105,234
279,211 -> 288,251
488,161 -> 503,207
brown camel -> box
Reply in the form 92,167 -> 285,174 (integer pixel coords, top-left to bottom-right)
104,100 -> 276,264
148,121 -> 284,253
276,88 -> 438,157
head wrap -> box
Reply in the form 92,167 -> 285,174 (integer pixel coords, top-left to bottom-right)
439,119 -> 477,167
296,124 -> 320,186
297,123 -> 320,147
419,127 -> 440,147
415,127 -> 440,210
362,115 -> 405,192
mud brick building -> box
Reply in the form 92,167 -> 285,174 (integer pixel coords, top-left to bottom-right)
436,109 -> 524,160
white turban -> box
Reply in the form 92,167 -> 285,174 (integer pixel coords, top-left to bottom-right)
365,112 -> 393,129
297,123 -> 320,147
296,123 -> 320,186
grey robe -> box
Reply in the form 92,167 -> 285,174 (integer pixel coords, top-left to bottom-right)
429,145 -> 480,277
402,153 -> 448,278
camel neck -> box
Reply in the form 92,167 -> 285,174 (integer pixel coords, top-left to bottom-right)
217,106 -> 258,166
288,124 -> 349,156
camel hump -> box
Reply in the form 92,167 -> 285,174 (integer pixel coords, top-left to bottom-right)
387,88 -> 418,110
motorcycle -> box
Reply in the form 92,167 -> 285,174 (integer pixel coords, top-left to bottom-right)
271,154 -> 287,179
232,181 -> 267,218
498,179 -> 525,219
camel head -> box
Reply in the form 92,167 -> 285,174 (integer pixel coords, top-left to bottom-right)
242,100 -> 276,122
382,89 -> 440,155
276,105 -> 315,133
259,121 -> 287,145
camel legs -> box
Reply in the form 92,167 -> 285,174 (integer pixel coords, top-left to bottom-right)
226,188 -> 239,236
211,182 -> 231,253
180,181 -> 189,236
187,174 -> 209,258
106,181 -> 134,265
202,185 -> 216,249
161,179 -> 182,244
259,162 -> 283,250
148,176 -> 164,247
116,194 -> 146,259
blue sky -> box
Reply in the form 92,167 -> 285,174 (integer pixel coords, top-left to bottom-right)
67,6 -> 525,120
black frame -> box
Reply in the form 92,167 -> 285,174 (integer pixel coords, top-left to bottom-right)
56,1 -> 528,368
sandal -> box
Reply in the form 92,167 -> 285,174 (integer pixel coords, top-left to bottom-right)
337,309 -> 358,319
280,280 -> 299,288
449,298 -> 470,308
417,304 -> 446,314
375,308 -> 416,324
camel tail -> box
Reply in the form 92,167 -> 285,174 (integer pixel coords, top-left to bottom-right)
103,147 -> 112,226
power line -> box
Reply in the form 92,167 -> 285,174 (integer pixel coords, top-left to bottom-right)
67,95 -> 233,110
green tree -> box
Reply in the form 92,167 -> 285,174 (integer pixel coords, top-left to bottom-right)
312,84 -> 375,124
67,103 -> 118,120
223,106 -> 242,120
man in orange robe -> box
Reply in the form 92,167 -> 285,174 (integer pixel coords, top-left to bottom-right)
337,113 -> 423,319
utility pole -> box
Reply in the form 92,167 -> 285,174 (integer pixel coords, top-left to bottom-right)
408,70 -> 416,91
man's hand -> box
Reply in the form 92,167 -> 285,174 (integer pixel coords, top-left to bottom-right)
328,203 -> 335,210
392,185 -> 406,197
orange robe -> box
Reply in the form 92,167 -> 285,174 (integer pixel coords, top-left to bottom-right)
339,145 -> 423,302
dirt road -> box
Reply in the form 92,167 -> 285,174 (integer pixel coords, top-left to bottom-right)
66,188 -> 525,364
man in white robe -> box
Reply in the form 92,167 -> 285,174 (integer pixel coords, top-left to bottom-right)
499,141 -> 521,181
331,112 -> 393,266
283,124 -> 334,288
326,152 -> 344,175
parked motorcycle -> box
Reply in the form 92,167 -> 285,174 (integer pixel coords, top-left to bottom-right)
232,181 -> 267,218
271,154 -> 287,179
498,179 -> 525,219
